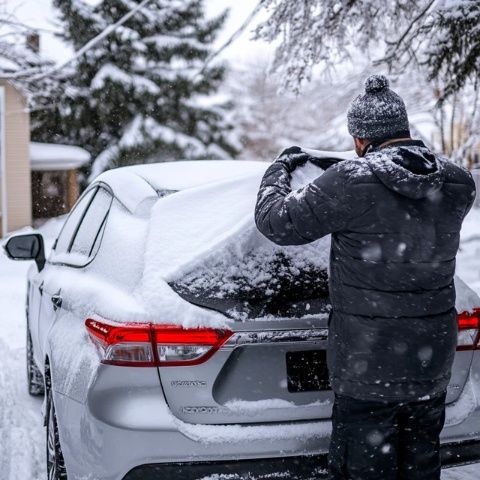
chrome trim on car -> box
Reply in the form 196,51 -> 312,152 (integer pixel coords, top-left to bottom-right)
223,329 -> 329,349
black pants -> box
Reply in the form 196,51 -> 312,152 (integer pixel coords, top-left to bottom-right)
328,391 -> 446,480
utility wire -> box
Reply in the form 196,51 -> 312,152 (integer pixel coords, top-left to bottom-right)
8,0 -> 153,81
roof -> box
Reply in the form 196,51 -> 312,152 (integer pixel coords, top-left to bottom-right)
93,152 -> 355,213
30,142 -> 91,171
93,160 -> 268,212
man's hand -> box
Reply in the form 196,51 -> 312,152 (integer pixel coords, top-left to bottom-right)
274,146 -> 312,173
275,146 -> 344,172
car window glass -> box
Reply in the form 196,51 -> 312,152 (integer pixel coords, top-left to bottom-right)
54,188 -> 97,255
171,242 -> 330,320
70,188 -> 112,260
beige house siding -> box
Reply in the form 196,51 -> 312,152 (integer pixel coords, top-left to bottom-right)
0,80 -> 31,236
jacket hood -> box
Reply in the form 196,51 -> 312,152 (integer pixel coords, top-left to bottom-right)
367,142 -> 445,200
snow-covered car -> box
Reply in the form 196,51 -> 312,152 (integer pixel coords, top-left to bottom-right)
4,159 -> 480,480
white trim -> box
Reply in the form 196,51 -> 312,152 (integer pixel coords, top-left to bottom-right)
0,86 -> 7,237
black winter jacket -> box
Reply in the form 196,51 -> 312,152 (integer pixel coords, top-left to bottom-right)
255,140 -> 476,401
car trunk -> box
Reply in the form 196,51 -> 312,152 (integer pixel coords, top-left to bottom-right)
155,250 -> 335,425
157,315 -> 334,425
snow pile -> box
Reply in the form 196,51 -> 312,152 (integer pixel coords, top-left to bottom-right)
174,418 -> 331,445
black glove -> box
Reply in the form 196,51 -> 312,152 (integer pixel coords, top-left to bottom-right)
274,146 -> 311,173
308,156 -> 343,170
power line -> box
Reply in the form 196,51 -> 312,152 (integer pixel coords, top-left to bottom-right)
8,0 -> 153,81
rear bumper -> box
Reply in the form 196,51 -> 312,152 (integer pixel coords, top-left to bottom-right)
56,366 -> 331,480
441,440 -> 480,468
57,395 -> 480,480
123,441 -> 480,480
56,362 -> 480,480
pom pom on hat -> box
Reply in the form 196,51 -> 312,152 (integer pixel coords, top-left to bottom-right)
365,74 -> 389,94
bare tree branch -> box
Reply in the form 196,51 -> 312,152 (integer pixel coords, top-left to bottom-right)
196,0 -> 265,78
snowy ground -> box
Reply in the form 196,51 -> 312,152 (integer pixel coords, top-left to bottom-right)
0,209 -> 479,479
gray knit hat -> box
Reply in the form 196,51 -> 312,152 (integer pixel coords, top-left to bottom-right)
347,75 -> 410,141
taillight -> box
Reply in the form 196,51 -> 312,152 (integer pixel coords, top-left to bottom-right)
85,319 -> 232,367
457,309 -> 480,351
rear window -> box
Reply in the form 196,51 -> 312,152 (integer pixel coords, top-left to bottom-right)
171,239 -> 330,320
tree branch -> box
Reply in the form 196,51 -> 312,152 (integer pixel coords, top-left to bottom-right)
196,0 -> 265,78
376,0 -> 437,65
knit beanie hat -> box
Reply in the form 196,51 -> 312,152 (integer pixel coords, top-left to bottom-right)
347,75 -> 410,141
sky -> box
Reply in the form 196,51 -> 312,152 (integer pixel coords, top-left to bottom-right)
8,0 -> 272,65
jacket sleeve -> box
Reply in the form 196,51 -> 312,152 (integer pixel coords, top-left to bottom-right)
255,161 -> 354,246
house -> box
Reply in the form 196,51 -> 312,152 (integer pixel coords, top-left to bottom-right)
0,79 -> 90,237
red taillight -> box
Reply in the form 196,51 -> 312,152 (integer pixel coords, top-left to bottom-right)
85,319 -> 232,367
457,309 -> 480,351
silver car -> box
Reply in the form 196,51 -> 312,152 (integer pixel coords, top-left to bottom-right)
4,160 -> 480,480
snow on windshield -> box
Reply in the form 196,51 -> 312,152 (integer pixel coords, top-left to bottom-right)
140,160 -> 331,321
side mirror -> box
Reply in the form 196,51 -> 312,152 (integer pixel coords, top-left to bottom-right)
4,233 -> 46,271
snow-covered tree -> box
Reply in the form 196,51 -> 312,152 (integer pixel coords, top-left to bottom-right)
255,0 -> 480,99
32,0 -> 239,176
229,58 -> 375,159
230,53 -> 479,167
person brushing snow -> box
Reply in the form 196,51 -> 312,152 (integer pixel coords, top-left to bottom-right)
255,74 -> 476,480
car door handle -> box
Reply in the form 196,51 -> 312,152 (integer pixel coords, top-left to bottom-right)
51,293 -> 63,311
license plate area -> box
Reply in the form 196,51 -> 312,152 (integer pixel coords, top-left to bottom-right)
286,350 -> 330,392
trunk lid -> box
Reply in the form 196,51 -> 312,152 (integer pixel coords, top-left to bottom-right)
157,315 -> 335,425
157,250 -> 334,425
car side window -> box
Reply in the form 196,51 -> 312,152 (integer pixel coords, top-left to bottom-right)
54,188 -> 97,255
69,188 -> 112,260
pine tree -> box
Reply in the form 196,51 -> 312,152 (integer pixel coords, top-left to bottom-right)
32,0 -> 239,177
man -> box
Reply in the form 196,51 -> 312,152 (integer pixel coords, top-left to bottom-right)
254,74 -> 476,479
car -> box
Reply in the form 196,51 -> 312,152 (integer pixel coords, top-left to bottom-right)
4,158 -> 480,480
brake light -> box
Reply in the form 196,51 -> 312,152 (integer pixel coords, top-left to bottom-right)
85,319 -> 233,367
457,309 -> 480,351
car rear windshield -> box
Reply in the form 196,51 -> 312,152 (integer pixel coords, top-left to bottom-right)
171,239 -> 331,321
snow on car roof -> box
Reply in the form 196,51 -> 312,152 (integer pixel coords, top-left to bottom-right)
93,160 -> 268,212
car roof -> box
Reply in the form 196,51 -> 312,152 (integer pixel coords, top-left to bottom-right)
92,160 -> 268,212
